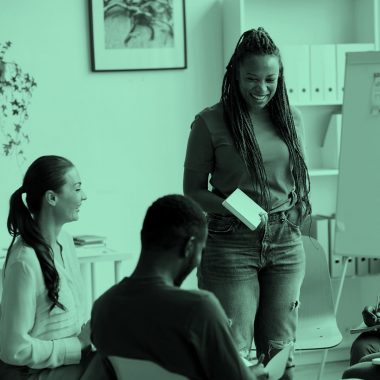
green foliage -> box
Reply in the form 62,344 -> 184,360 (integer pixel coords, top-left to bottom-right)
0,41 -> 37,161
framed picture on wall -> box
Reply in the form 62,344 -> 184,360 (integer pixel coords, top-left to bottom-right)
89,0 -> 187,72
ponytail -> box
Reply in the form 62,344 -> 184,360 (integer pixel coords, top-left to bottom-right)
6,186 -> 65,312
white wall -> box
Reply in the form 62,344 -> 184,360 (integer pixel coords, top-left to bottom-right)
0,0 -> 223,293
2,1 -> 378,363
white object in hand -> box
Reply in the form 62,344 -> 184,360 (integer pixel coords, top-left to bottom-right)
222,188 -> 267,231
242,345 -> 291,380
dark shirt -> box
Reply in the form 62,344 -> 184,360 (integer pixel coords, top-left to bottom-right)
184,102 -> 305,212
91,276 -> 255,380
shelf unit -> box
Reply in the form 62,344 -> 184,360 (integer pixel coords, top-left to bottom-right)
222,0 -> 380,216
309,169 -> 338,177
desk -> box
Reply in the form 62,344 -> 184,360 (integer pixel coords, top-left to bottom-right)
76,246 -> 130,303
0,246 -> 131,311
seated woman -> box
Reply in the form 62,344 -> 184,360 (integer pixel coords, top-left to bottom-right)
342,304 -> 380,379
0,155 -> 95,379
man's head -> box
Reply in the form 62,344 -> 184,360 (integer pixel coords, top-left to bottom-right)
140,195 -> 207,286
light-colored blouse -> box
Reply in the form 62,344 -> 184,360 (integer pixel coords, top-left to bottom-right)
0,230 -> 87,369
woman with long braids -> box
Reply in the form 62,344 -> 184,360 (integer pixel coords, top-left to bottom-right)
184,28 -> 311,380
0,155 -> 97,379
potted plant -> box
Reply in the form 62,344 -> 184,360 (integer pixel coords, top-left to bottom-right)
0,41 -> 37,161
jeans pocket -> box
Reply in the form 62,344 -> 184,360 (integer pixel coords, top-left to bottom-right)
285,208 -> 301,229
207,214 -> 236,233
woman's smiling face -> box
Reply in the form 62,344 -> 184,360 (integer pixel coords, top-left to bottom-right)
238,54 -> 280,113
54,167 -> 87,224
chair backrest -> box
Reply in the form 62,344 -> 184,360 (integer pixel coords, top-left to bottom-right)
299,236 -> 336,319
108,356 -> 189,380
295,236 -> 342,350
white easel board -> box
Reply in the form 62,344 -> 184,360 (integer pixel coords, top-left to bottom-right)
334,51 -> 380,258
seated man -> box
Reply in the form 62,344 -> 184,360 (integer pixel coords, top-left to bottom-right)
342,304 -> 380,379
91,195 -> 268,380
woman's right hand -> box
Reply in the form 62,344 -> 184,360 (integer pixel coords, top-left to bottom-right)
250,354 -> 269,379
78,321 -> 91,350
362,306 -> 380,327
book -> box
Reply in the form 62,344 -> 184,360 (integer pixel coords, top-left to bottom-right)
243,345 -> 291,380
73,235 -> 107,246
350,321 -> 380,334
222,188 -> 267,231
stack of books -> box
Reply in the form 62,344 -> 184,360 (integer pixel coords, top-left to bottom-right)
73,235 -> 107,248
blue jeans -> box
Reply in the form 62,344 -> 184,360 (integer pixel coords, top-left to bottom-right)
198,208 -> 305,380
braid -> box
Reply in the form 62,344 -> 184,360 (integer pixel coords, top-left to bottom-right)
222,27 -> 311,216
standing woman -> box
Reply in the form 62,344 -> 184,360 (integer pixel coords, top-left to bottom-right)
184,28 -> 311,380
0,155 -> 94,379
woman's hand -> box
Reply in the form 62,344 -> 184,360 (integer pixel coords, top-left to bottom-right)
257,212 -> 268,230
78,320 -> 91,350
362,306 -> 380,327
250,354 -> 269,379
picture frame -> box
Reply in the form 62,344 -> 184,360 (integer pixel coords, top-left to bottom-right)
89,0 -> 187,72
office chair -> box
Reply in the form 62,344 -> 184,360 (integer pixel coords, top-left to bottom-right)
108,356 -> 189,380
296,236 -> 343,380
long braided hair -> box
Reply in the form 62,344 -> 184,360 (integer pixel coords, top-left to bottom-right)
222,27 -> 311,218
6,155 -> 74,312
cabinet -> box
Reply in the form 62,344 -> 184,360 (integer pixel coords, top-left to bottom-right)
222,0 -> 380,265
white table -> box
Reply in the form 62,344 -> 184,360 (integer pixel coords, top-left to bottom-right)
76,246 -> 130,303
0,246 -> 131,309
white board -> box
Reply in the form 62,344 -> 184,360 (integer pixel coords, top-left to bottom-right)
334,51 -> 380,258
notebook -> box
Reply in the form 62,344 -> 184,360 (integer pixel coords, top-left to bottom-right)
222,188 -> 267,230
242,345 -> 291,379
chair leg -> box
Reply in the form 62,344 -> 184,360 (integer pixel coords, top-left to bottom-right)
317,349 -> 328,380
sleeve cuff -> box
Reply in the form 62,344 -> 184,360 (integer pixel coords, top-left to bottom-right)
60,337 -> 82,365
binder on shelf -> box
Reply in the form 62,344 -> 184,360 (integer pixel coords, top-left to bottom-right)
310,44 -> 337,103
328,217 -> 342,278
328,216 -> 356,277
321,114 -> 342,169
281,45 -> 310,104
369,258 -> 380,275
336,43 -> 375,102
346,257 -> 356,277
356,257 -> 369,276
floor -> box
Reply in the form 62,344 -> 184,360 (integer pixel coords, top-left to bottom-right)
295,360 -> 350,380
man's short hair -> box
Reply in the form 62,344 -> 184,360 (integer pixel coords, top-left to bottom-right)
141,195 -> 207,251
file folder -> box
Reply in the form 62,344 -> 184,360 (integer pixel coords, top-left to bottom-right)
356,257 -> 369,276
282,45 -> 310,104
310,44 -> 337,103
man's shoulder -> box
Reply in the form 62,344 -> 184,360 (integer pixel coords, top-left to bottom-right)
93,283 -> 220,315
182,289 -> 226,320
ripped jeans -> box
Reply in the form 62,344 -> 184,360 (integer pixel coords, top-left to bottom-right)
198,208 -> 305,380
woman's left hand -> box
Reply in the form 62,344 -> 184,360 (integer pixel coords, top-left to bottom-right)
78,320 -> 91,350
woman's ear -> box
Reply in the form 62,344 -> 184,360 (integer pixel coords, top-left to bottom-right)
45,190 -> 57,206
